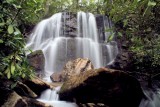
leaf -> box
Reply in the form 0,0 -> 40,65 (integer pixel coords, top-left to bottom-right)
8,25 -> 14,34
123,19 -> 128,27
22,73 -> 25,78
4,67 -> 10,74
118,32 -> 123,37
0,72 -> 3,76
7,71 -> 11,79
0,39 -> 3,43
11,62 -> 15,75
13,4 -> 22,9
0,23 -> 5,26
15,28 -> 21,34
15,55 -> 21,61
148,1 -> 156,7
11,82 -> 17,89
108,33 -> 115,42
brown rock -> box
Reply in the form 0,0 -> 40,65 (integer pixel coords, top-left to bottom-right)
50,72 -> 63,82
0,87 -> 52,107
23,97 -> 52,107
0,89 -> 27,107
27,50 -> 45,77
14,81 -> 37,98
23,77 -> 52,96
50,58 -> 94,82
59,68 -> 144,107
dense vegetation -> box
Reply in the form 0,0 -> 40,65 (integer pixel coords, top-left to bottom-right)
0,0 -> 159,85
0,0 -> 46,80
104,0 -> 160,83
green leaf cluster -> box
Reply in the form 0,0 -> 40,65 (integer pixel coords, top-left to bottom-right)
104,0 -> 160,74
44,0 -> 106,17
0,0 -> 40,80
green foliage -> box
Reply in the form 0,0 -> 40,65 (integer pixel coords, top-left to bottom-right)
0,0 -> 40,80
104,0 -> 160,74
44,0 -> 106,17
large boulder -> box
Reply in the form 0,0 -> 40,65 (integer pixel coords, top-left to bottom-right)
27,50 -> 45,77
50,58 -> 94,82
59,68 -> 144,107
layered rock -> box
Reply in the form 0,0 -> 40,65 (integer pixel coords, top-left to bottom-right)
50,58 -> 94,82
59,68 -> 144,107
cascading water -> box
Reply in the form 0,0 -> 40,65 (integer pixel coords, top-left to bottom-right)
26,12 -> 118,107
26,11 -> 118,77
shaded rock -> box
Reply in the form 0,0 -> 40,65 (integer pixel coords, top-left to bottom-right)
0,78 -> 37,98
23,97 -> 52,107
0,88 -> 15,106
14,81 -> 37,98
59,68 -> 144,107
0,88 -> 27,107
0,88 -> 52,107
106,51 -> 134,71
23,77 -> 52,96
50,58 -> 94,82
27,50 -> 45,77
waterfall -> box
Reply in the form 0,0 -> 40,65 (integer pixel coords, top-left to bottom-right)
76,11 -> 102,68
26,12 -> 118,107
26,12 -> 118,75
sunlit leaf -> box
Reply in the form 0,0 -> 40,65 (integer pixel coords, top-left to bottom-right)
0,72 -> 3,76
148,1 -> 156,7
7,71 -> 11,79
0,39 -> 3,43
0,23 -> 5,26
108,33 -> 115,42
8,25 -> 14,34
11,62 -> 15,75
4,67 -> 10,74
22,73 -> 25,78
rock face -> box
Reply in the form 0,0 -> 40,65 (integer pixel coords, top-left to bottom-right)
106,51 -> 134,71
59,68 -> 144,107
50,58 -> 94,82
62,12 -> 77,37
27,50 -> 45,77
23,77 -> 52,96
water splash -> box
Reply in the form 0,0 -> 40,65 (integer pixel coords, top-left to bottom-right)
139,89 -> 160,107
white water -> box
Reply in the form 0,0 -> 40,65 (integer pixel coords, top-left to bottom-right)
76,11 -> 102,68
139,89 -> 160,107
26,12 -> 118,107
